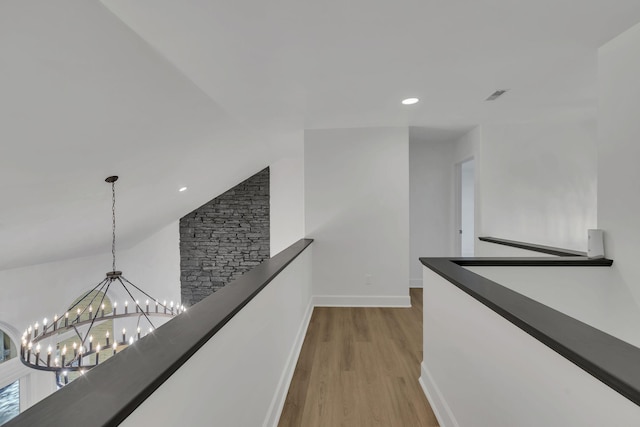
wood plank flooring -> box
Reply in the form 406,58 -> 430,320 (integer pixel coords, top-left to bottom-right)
279,289 -> 439,427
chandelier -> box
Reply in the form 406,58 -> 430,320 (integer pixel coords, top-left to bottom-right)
19,176 -> 184,387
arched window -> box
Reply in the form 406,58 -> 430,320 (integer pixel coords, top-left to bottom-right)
0,329 -> 16,364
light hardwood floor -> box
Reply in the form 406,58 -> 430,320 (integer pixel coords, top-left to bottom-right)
279,289 -> 439,427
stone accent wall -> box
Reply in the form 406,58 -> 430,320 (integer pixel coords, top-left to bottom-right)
180,168 -> 270,306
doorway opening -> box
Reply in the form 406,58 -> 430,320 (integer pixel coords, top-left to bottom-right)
456,158 -> 475,257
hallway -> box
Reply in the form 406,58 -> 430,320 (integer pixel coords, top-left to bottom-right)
279,289 -> 438,426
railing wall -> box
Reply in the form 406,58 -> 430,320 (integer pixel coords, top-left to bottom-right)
421,265 -> 640,426
6,239 -> 313,427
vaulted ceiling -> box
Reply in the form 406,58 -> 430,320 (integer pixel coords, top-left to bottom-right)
1,0 -> 640,269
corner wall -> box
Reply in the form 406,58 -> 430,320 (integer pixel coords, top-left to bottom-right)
409,131 -> 456,286
270,148 -> 305,257
305,127 -> 410,306
478,120 -> 597,253
598,21 -> 640,307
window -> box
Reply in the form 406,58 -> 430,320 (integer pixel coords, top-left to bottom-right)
0,330 -> 16,364
0,380 -> 19,425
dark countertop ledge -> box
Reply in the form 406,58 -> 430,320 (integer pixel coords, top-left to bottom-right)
478,236 -> 589,257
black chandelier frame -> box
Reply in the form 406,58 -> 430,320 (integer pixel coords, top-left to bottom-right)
19,176 -> 183,385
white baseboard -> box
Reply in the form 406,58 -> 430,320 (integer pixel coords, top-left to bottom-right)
313,294 -> 411,307
410,279 -> 423,288
264,300 -> 315,427
419,361 -> 459,427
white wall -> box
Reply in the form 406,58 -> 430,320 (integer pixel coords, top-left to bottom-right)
409,132 -> 456,287
0,221 -> 180,407
305,127 -> 410,306
421,267 -> 640,427
270,146 -> 305,257
598,21 -> 640,307
121,246 -> 313,427
478,120 -> 597,253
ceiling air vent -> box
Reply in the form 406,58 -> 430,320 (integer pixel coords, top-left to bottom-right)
485,89 -> 509,101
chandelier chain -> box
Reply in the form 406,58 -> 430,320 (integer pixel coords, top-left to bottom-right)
112,181 -> 116,272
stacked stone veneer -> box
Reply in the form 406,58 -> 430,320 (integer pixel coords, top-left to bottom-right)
180,168 -> 270,306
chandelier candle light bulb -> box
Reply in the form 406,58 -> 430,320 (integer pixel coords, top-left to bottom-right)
95,345 -> 101,364
105,331 -> 110,347
89,335 -> 93,352
122,328 -> 126,344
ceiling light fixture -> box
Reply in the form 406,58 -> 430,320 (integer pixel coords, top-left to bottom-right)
179,187 -> 187,192
19,176 -> 182,386
401,97 -> 419,105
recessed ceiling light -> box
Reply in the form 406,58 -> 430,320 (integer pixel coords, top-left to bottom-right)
401,97 -> 419,105
179,187 -> 187,192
